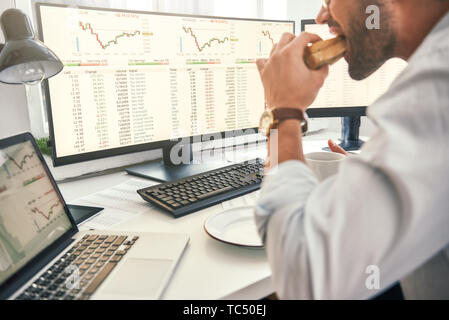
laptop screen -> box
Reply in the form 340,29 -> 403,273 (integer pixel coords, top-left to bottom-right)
0,140 -> 73,286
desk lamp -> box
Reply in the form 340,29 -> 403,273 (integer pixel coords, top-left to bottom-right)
0,8 -> 63,85
0,9 -> 96,222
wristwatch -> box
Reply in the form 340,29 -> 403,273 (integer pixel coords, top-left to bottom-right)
259,108 -> 308,137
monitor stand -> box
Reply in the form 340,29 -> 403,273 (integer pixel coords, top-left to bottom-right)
324,116 -> 365,152
126,141 -> 230,183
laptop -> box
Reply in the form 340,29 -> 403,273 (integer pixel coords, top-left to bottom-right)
0,133 -> 189,300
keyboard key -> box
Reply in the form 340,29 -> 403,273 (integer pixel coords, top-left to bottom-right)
110,255 -> 122,263
48,284 -> 59,291
198,186 -> 234,200
54,290 -> 66,297
83,262 -> 118,297
80,265 -> 90,271
16,293 -> 34,300
26,285 -> 43,295
105,236 -> 117,243
114,236 -> 127,246
84,274 -> 94,281
87,235 -> 98,242
88,267 -> 100,274
73,259 -> 84,266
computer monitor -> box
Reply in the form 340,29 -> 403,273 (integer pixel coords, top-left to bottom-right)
35,3 -> 294,181
302,20 -> 407,150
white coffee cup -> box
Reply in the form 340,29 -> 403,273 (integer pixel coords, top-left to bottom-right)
305,152 -> 346,182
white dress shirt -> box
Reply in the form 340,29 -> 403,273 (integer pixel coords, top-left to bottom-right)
255,12 -> 449,300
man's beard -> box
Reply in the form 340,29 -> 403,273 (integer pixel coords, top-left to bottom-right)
346,0 -> 396,80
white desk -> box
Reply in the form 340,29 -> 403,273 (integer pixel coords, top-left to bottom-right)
57,132 -> 342,300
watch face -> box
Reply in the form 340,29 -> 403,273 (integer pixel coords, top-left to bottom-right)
259,110 -> 274,136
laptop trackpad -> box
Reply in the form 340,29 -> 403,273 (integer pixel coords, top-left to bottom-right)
100,258 -> 173,298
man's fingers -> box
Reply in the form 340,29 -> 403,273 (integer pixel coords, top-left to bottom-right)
256,58 -> 268,74
317,64 -> 329,81
328,139 -> 348,155
276,32 -> 296,50
301,32 -> 325,44
269,43 -> 278,57
291,32 -> 325,55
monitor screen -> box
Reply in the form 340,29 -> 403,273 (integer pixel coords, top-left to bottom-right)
0,140 -> 72,286
36,4 -> 294,166
302,20 -> 407,113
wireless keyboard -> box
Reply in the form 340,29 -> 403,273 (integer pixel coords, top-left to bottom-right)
137,159 -> 265,218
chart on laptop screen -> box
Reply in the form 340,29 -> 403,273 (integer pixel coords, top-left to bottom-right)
38,5 -> 294,159
0,141 -> 72,284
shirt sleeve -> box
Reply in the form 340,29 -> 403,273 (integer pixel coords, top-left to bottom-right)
255,155 -> 406,300
255,25 -> 449,299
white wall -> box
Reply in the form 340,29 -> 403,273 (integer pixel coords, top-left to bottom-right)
0,0 -> 31,139
287,0 -> 321,34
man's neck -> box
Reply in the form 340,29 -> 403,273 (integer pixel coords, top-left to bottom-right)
394,1 -> 449,60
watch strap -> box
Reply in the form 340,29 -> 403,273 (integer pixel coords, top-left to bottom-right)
272,108 -> 305,123
272,108 -> 308,133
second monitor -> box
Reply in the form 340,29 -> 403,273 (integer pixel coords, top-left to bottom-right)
302,20 -> 407,151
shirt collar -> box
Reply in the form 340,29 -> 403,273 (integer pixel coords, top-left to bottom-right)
408,10 -> 449,62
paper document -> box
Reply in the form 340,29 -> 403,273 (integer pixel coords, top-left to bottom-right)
74,179 -> 157,230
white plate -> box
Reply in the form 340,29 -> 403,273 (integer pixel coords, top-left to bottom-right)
204,206 -> 264,248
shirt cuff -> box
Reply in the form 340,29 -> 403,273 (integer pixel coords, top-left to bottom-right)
255,160 -> 319,241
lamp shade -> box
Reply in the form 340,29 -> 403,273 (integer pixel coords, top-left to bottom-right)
0,9 -> 63,85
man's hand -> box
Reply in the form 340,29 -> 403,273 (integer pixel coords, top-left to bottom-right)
256,32 -> 329,111
328,139 -> 348,155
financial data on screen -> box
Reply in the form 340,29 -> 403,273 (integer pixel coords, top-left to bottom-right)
0,141 -> 72,285
38,5 -> 294,159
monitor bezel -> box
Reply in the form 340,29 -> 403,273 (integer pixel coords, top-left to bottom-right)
0,132 -> 78,299
35,2 -> 295,167
301,19 -> 367,119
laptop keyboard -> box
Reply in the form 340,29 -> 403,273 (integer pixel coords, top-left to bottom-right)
15,234 -> 139,300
